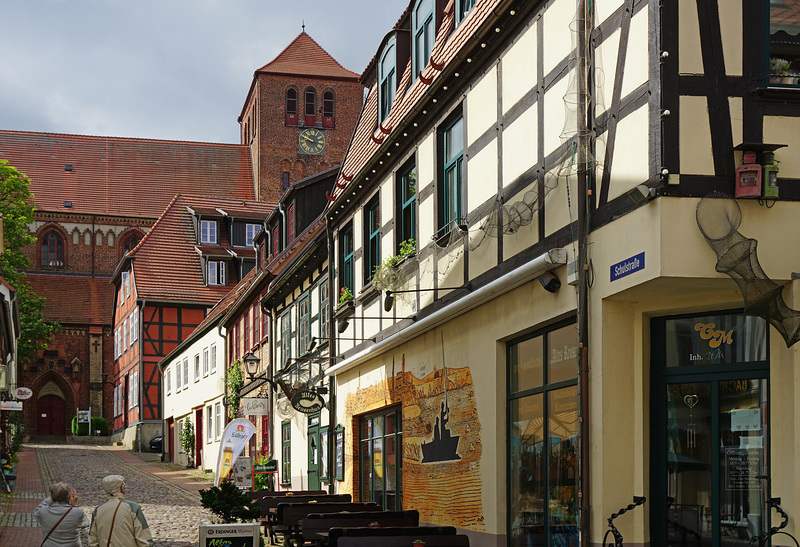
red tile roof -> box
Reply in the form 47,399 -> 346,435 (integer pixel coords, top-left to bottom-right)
27,273 -> 115,325
0,130 -> 255,218
126,195 -> 274,304
257,32 -> 360,81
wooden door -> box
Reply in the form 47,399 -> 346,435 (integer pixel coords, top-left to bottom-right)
37,395 -> 65,435
195,407 -> 203,468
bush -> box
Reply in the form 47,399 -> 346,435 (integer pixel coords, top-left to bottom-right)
199,481 -> 261,523
70,416 -> 109,436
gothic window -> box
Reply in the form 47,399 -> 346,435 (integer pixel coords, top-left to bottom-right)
286,88 -> 298,125
322,91 -> 335,128
41,230 -> 64,268
304,87 -> 317,126
121,232 -> 141,258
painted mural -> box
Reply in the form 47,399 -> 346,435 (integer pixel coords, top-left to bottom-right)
343,361 -> 484,531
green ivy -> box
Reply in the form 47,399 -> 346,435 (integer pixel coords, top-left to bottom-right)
179,418 -> 195,467
226,360 -> 244,421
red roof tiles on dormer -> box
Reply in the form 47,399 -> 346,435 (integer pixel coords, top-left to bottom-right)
123,195 -> 274,304
0,130 -> 255,218
257,32 -> 360,81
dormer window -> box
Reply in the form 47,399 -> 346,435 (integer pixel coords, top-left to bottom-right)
208,260 -> 226,286
200,220 -> 218,244
379,40 -> 396,123
457,0 -> 476,23
246,224 -> 260,247
413,0 -> 435,77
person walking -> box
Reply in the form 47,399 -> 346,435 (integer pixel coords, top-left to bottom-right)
33,482 -> 90,546
88,475 -> 153,547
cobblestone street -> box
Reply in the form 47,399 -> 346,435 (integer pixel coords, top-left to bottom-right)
0,443 -> 218,546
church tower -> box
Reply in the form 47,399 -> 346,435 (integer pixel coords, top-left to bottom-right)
238,31 -> 364,202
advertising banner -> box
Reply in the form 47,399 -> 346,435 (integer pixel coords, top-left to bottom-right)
214,418 -> 256,486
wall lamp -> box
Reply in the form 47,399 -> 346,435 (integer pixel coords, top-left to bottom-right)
384,285 -> 470,312
242,352 -> 279,391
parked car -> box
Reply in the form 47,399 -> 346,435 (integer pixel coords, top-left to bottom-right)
149,436 -> 163,452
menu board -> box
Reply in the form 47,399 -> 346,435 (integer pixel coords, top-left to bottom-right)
335,425 -> 344,481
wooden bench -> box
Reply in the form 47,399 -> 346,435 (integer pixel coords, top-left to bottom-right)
301,510 -> 420,545
258,494 -> 352,544
249,489 -> 327,501
277,502 -> 381,546
328,526 -> 467,547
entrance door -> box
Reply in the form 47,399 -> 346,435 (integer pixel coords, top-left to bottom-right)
37,395 -> 65,435
195,408 -> 203,469
308,413 -> 321,491
651,312 -> 770,547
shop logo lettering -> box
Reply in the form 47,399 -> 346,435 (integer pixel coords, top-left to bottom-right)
694,322 -> 734,347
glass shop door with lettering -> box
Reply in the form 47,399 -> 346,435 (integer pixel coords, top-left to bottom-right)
651,312 -> 770,547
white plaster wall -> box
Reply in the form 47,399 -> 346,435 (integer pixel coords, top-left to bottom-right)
467,138 -> 497,210
719,1 -> 742,76
502,106 -> 538,186
501,19 -> 537,115
764,117 -> 800,179
679,0 -> 704,74
542,0 -> 577,77
607,105 -> 650,198
467,65 -> 498,142
621,9 -> 649,98
417,134 -> 436,244
679,96 -> 714,175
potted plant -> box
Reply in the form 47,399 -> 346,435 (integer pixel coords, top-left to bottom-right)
199,481 -> 264,546
413,540 -> 426,547
371,239 -> 417,293
179,418 -> 196,468
770,58 -> 791,83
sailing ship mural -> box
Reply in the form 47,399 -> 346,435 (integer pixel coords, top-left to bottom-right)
421,364 -> 461,463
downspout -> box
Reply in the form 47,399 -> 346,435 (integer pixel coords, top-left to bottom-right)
326,218 -> 336,494
218,322 -> 228,427
577,0 -> 592,545
277,204 -> 287,249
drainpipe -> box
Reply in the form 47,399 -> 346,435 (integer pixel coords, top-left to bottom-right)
276,204 -> 287,249
326,218 -> 336,494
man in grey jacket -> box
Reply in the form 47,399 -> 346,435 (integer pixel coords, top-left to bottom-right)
34,482 -> 90,546
89,475 -> 153,547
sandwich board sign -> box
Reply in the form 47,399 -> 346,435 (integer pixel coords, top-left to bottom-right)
199,523 -> 259,547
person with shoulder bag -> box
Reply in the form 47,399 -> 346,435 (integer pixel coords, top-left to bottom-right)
33,482 -> 90,547
89,475 -> 153,547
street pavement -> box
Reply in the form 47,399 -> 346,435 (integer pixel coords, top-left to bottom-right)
0,442 -> 221,546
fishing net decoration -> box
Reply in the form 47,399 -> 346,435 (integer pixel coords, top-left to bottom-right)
696,192 -> 800,347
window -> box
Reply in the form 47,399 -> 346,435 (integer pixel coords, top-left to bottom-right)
207,406 -> 213,443
244,309 -> 250,352
200,220 -> 218,244
359,407 -> 403,510
208,261 -> 226,286
282,172 -> 290,191
182,357 -> 189,389
122,320 -> 128,352
203,348 -> 209,376
508,322 -> 579,547
122,271 -> 130,298
210,344 -> 217,373
121,233 -> 140,256
215,402 -> 222,439
254,303 -> 261,343
281,421 -> 291,484
176,359 -> 182,392
319,279 -> 329,341
441,115 -> 464,232
261,415 -> 269,455
194,354 -> 200,382
398,161 -> 417,248
379,41 -> 396,123
287,205 -> 295,243
304,87 -> 317,126
298,295 -> 311,355
131,308 -> 139,344
273,226 -> 280,255
458,0 -> 476,23
769,1 -> 800,85
166,366 -> 171,395
41,230 -> 64,267
365,197 -> 381,283
246,224 -> 260,247
339,224 -> 354,294
286,88 -> 298,125
280,309 -> 292,368
322,91 -> 335,128
129,370 -> 138,409
413,0 -> 435,77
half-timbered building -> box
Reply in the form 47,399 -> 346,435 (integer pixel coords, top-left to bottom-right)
323,1 -> 800,546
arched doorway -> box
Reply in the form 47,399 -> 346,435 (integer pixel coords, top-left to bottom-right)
38,395 -> 66,435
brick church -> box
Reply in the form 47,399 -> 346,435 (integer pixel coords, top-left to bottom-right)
0,30 -> 363,439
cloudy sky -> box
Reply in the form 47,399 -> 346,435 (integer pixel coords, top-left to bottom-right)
1,1 -> 402,144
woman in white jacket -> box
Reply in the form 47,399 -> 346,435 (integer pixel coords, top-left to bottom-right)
33,482 -> 90,547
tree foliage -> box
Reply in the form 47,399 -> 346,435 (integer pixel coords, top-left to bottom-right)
0,160 -> 59,364
199,481 -> 261,523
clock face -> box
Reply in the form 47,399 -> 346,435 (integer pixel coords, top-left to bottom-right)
299,128 -> 326,155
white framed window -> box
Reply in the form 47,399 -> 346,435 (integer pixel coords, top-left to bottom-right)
208,261 -> 226,286
113,385 -> 118,416
246,224 -> 260,246
123,320 -> 128,351
122,271 -> 130,299
166,366 -> 171,395
210,344 -> 217,373
207,406 -> 213,443
114,328 -> 118,359
203,348 -> 209,377
182,358 -> 189,389
129,371 -> 137,410
194,354 -> 200,381
176,360 -> 182,392
200,220 -> 218,244
131,308 -> 139,343
178,419 -> 185,454
215,402 -> 222,440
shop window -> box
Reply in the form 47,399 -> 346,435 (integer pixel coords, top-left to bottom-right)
359,407 -> 403,510
508,321 -> 579,547
379,40 -> 396,123
304,88 -> 316,127
286,88 -> 298,125
41,230 -> 64,267
769,0 -> 800,85
322,91 -> 335,128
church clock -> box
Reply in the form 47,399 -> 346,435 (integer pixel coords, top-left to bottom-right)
299,128 -> 326,155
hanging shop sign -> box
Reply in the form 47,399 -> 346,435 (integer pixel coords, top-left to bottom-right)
290,390 -> 325,414
0,401 -> 23,411
253,460 -> 278,474
610,252 -> 645,282
242,398 -> 269,416
14,387 -> 33,400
